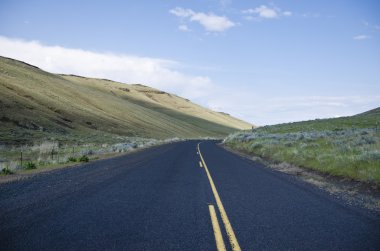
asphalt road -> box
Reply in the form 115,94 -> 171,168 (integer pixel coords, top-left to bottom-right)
1,140 -> 379,250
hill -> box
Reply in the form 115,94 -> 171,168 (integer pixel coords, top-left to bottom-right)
0,56 -> 252,145
252,107 -> 380,134
224,108 -> 380,183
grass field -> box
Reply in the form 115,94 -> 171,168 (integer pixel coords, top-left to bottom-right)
224,108 -> 380,183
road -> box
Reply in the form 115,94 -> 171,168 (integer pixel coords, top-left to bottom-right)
1,140 -> 379,250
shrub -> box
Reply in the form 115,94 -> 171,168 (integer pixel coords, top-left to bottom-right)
284,142 -> 293,147
1,167 -> 13,175
250,142 -> 263,149
31,141 -> 59,154
25,162 -> 37,170
68,157 -> 77,162
297,134 -> 305,140
80,149 -> 94,155
79,155 -> 89,162
359,150 -> 380,161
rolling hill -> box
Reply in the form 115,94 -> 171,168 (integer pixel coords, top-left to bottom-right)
246,106 -> 380,134
0,56 -> 252,145
224,107 -> 380,182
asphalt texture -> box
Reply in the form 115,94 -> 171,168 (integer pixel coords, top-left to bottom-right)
0,140 -> 379,250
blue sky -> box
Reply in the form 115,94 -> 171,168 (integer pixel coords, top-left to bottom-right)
0,0 -> 379,125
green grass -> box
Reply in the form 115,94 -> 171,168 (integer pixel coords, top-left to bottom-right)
224,109 -> 380,183
68,157 -> 77,162
24,162 -> 37,170
254,107 -> 380,133
1,166 -> 13,175
79,155 -> 89,162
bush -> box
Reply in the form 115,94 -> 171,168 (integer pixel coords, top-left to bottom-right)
1,167 -> 13,175
250,142 -> 263,149
68,157 -> 77,162
359,151 -> 380,161
25,162 -> 37,170
284,142 -> 294,147
79,155 -> 89,162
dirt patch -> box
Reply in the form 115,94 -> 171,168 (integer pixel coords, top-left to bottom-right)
221,144 -> 380,213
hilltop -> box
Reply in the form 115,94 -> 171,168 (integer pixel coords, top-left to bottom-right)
251,107 -> 380,134
0,56 -> 252,145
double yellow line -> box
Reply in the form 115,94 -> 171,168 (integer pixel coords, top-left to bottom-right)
197,143 -> 241,251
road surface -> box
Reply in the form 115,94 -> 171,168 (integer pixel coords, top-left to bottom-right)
1,140 -> 379,250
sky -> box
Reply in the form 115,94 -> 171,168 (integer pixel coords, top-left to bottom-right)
0,0 -> 379,125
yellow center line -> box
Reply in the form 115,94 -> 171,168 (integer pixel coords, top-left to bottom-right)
198,143 -> 241,251
199,161 -> 203,168
209,204 -> 227,251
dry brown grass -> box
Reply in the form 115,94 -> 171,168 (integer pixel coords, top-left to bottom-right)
0,56 -> 252,145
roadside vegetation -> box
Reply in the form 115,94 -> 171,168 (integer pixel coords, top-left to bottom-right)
0,137 -> 179,175
224,108 -> 380,183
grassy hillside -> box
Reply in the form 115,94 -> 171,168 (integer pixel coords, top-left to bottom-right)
253,107 -> 380,133
0,56 -> 252,145
224,109 -> 380,183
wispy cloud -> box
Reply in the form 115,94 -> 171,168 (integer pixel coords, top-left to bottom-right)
243,6 -> 278,19
353,35 -> 370,40
362,20 -> 370,27
178,24 -> 191,32
362,20 -> 380,31
0,36 -> 378,126
169,7 -> 235,32
301,12 -> 320,18
0,36 -> 214,100
218,0 -> 232,9
207,93 -> 380,125
242,5 -> 292,20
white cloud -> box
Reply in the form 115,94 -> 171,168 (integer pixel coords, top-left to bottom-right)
242,5 -> 292,20
205,91 -> 380,125
169,7 -> 193,18
170,7 -> 235,32
353,35 -> 370,40
0,36 -> 214,99
243,5 -> 278,19
178,24 -> 191,32
1,36 -> 378,126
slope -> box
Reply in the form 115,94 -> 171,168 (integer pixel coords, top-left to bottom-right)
224,108 -> 380,182
253,107 -> 380,134
0,56 -> 252,145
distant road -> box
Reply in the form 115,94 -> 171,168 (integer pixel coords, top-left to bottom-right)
1,141 -> 379,250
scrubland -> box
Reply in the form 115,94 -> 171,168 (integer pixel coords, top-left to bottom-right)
0,137 -> 180,175
224,108 -> 380,183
